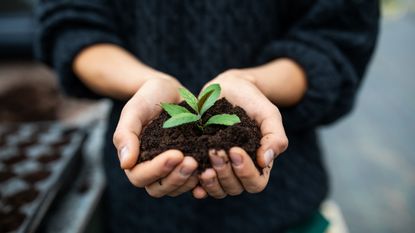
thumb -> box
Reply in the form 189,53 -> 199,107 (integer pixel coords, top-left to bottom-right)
113,128 -> 140,169
256,111 -> 288,168
113,95 -> 148,169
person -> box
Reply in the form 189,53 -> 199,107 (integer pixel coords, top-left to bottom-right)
36,0 -> 379,232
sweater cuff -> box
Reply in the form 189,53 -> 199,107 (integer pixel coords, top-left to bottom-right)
35,1 -> 125,99
51,28 -> 124,98
257,40 -> 342,131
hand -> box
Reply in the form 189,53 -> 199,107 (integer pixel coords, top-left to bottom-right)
113,76 -> 199,198
193,69 -> 289,199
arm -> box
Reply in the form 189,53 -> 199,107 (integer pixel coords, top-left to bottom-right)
242,58 -> 307,107
73,43 -> 171,100
79,44 -> 202,198
36,0 -> 199,198
195,0 -> 379,198
35,0 -> 124,98
255,0 -> 380,131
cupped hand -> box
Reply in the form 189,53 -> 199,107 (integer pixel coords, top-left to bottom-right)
193,69 -> 289,199
113,76 -> 199,198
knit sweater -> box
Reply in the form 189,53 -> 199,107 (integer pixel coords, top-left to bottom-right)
35,1 -> 379,232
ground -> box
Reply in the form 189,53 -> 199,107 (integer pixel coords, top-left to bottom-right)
321,8 -> 415,233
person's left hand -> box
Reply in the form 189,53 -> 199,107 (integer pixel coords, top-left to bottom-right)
192,69 -> 289,199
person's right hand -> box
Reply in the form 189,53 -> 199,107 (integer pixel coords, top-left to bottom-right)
113,75 -> 199,198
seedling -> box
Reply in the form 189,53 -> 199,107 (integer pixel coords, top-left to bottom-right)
160,84 -> 240,130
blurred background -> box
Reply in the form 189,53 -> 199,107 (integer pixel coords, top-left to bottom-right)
321,0 -> 415,232
0,0 -> 414,233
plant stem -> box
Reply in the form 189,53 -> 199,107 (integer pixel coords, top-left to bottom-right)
197,119 -> 204,132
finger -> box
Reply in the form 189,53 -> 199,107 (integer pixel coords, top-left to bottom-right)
145,156 -> 198,198
199,168 -> 227,199
229,147 -> 272,193
113,78 -> 181,169
168,175 -> 199,197
125,150 -> 183,187
192,186 -> 208,199
113,93 -> 155,169
209,149 -> 243,196
113,125 -> 141,169
256,109 -> 289,168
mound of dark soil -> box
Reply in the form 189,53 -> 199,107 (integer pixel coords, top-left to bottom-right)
139,98 -> 261,171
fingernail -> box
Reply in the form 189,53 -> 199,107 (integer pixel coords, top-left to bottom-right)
180,166 -> 193,177
165,159 -> 177,170
210,155 -> 225,168
230,152 -> 243,166
204,178 -> 215,186
119,146 -> 129,164
264,149 -> 275,166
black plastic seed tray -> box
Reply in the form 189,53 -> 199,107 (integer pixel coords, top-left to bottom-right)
0,122 -> 85,233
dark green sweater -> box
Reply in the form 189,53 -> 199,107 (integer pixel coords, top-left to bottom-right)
36,0 -> 379,232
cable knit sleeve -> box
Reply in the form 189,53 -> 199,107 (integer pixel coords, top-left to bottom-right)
35,0 -> 124,99
257,0 -> 379,131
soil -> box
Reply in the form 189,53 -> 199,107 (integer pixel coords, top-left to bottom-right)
3,154 -> 27,165
0,209 -> 26,232
0,122 -> 85,233
51,136 -> 71,148
5,187 -> 39,207
0,81 -> 59,122
0,170 -> 15,183
18,138 -> 38,149
37,153 -> 61,164
139,98 -> 261,171
21,170 -> 51,184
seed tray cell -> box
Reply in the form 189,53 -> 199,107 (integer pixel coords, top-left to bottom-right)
0,123 -> 85,233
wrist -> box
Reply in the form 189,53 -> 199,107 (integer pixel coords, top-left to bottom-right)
152,72 -> 182,87
209,69 -> 257,86
241,58 -> 307,107
73,43 -> 180,100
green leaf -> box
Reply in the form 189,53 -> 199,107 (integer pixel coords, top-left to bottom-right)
163,113 -> 201,128
178,88 -> 199,113
160,103 -> 190,117
204,114 -> 241,127
198,83 -> 220,103
198,84 -> 221,115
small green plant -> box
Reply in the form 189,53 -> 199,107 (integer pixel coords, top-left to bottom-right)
160,84 -> 240,130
